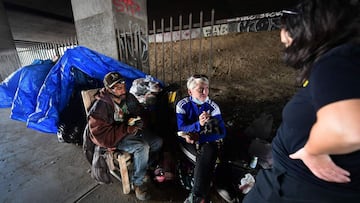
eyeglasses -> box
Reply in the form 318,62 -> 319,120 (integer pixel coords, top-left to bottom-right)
193,74 -> 208,79
282,10 -> 298,15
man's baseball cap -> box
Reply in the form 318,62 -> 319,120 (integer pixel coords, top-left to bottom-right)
103,72 -> 126,88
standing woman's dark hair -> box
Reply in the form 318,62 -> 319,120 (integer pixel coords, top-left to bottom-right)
281,0 -> 360,85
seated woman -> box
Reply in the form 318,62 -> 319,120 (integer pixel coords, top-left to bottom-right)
175,74 -> 226,203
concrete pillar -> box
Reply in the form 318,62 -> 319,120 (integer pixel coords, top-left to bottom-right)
0,0 -> 21,81
71,0 -> 149,73
71,0 -> 118,59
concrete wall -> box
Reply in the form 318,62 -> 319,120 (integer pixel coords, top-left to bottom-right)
71,0 -> 118,59
0,0 -> 20,80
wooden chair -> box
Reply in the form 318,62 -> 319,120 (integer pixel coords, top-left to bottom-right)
81,88 -> 132,194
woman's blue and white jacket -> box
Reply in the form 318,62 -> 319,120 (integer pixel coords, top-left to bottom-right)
176,96 -> 226,144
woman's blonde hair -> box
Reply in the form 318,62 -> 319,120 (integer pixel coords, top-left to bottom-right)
186,75 -> 209,90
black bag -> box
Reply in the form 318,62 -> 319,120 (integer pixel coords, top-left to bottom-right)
83,124 -> 112,184
57,89 -> 87,144
215,161 -> 256,202
91,145 -> 112,184
83,125 -> 95,164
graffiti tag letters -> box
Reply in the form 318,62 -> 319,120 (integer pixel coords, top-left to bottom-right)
203,24 -> 228,37
113,0 -> 140,16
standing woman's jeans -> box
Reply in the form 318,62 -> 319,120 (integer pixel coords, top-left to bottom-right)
117,129 -> 163,186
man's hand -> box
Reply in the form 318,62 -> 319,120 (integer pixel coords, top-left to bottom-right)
127,125 -> 140,135
128,116 -> 143,127
290,147 -> 350,183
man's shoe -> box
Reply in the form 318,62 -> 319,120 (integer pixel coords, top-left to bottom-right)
134,184 -> 151,201
143,174 -> 151,183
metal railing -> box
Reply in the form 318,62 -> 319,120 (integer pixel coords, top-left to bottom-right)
115,29 -> 149,74
16,38 -> 78,67
146,10 -> 217,85
11,9 -> 282,85
0,50 -> 22,81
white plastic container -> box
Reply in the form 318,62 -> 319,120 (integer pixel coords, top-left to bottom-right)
249,156 -> 258,169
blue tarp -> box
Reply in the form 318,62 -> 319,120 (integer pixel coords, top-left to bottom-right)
0,59 -> 54,112
0,46 -> 155,134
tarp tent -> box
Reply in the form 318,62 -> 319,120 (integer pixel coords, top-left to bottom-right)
0,46 -> 155,134
0,59 -> 53,110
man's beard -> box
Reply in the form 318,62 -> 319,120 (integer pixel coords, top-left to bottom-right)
111,92 -> 126,100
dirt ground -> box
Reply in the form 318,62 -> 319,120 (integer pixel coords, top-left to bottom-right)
150,30 -> 298,137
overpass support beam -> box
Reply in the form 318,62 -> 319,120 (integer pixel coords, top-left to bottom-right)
0,0 -> 20,81
71,0 -> 149,72
71,0 -> 119,60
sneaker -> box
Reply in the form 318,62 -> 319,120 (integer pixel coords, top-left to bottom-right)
216,187 -> 236,203
143,174 -> 151,183
154,167 -> 166,183
184,193 -> 193,203
184,193 -> 208,203
134,184 -> 151,201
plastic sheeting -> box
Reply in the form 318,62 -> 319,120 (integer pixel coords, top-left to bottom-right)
0,46 -> 156,134
0,59 -> 53,109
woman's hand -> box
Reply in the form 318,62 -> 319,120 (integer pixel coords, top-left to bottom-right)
184,135 -> 195,144
199,111 -> 210,126
290,147 -> 350,183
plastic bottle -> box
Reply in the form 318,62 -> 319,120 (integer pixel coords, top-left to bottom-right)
249,156 -> 258,169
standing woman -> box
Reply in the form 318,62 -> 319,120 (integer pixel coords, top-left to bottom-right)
243,0 -> 360,202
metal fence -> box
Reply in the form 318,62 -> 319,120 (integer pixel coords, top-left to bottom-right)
115,29 -> 149,75
147,10 -> 217,85
16,38 -> 78,67
16,20 -> 211,85
0,50 -> 22,81
145,10 -> 282,85
13,9 -> 282,85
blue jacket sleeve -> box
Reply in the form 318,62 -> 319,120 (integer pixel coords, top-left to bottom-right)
176,112 -> 201,132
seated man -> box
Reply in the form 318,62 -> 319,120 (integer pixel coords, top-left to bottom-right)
176,74 -> 226,203
86,71 -> 163,201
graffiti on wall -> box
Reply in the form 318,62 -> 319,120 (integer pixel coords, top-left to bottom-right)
113,0 -> 141,16
149,29 -> 202,43
227,12 -> 282,32
235,17 -> 281,32
117,34 -> 148,68
202,24 -> 228,37
116,22 -> 149,72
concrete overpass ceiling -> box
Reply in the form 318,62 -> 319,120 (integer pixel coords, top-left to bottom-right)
3,0 -> 73,20
3,0 -> 298,47
7,9 -> 76,46
3,0 -> 75,47
147,0 -> 298,28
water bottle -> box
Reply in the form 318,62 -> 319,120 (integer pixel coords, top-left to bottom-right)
249,156 -> 258,169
